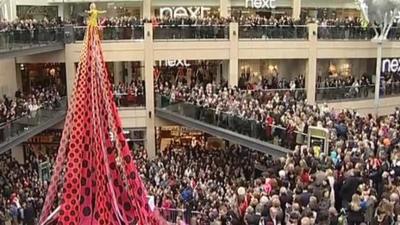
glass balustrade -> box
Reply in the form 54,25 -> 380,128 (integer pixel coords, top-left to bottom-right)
0,27 -> 64,52
114,93 -> 145,108
153,25 -> 229,40
316,83 -> 400,102
318,26 -> 400,40
0,98 -> 67,146
74,25 -> 144,41
239,25 -> 308,40
157,94 -> 306,150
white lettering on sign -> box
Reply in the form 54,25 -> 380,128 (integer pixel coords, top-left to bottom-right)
160,7 -> 211,18
382,59 -> 400,73
160,60 -> 191,67
245,0 -> 276,9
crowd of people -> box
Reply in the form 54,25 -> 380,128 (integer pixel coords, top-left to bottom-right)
113,80 -> 146,107
0,147 -> 56,225
0,86 -> 63,125
0,17 -> 64,48
1,13 -> 399,42
1,102 -> 400,225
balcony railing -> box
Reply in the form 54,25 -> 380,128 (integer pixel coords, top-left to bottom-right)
317,25 -> 400,40
0,98 -> 67,148
0,27 -> 64,52
158,95 -> 307,150
74,25 -> 144,41
316,83 -> 400,102
239,25 -> 308,40
153,24 -> 229,40
114,93 -> 145,108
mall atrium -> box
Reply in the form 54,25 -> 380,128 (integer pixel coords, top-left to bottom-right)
0,0 -> 400,224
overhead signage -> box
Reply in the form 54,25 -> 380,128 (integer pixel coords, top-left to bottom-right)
382,58 -> 400,73
245,0 -> 277,9
160,7 -> 211,19
159,60 -> 191,67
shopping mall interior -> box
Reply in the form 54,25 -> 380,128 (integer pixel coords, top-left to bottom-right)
1,0 -> 400,224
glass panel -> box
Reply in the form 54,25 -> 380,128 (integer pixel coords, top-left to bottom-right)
317,26 -> 376,40
153,25 -> 229,40
316,83 -> 400,102
157,93 -> 307,150
0,98 -> 67,145
73,25 -> 144,41
239,25 -> 308,40
0,27 -> 64,52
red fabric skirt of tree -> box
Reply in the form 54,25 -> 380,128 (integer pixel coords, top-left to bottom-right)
38,25 -> 166,225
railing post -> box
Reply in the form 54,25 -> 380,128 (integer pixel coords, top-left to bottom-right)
306,23 -> 318,105
64,24 -> 74,44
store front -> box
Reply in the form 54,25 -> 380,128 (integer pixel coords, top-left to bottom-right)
230,0 -> 292,19
154,60 -> 229,87
156,126 -> 225,152
75,61 -> 145,107
301,0 -> 360,20
17,63 -> 66,96
238,59 -> 307,90
60,1 -> 142,22
152,0 -> 220,18
316,58 -> 376,101
16,5 -> 58,20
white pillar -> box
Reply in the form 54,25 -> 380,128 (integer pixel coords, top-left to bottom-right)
126,62 -> 133,82
220,0 -> 229,17
292,0 -> 301,20
142,0 -> 152,19
374,41 -> 383,116
65,45 -> 76,99
229,22 -> 239,87
144,23 -> 156,159
58,3 -> 64,20
0,58 -> 17,97
114,62 -> 123,85
306,23 -> 317,105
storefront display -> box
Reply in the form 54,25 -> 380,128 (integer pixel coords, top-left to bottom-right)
17,5 -> 58,20
19,63 -> 66,95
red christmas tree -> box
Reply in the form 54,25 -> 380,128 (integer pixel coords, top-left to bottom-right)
39,8 -> 166,225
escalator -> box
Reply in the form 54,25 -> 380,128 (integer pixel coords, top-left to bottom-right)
155,97 -> 292,157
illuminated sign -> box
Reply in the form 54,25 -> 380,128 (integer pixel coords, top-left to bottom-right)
160,60 -> 191,67
245,0 -> 276,9
160,7 -> 211,18
382,58 -> 400,73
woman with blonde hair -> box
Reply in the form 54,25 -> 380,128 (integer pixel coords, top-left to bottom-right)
347,194 -> 366,225
372,199 -> 394,225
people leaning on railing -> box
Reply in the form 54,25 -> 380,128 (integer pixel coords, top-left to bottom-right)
113,80 -> 146,107
316,73 -> 400,101
0,85 -> 63,124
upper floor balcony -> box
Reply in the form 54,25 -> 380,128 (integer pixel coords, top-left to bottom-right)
0,27 -> 65,59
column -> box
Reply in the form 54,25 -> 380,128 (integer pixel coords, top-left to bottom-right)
144,23 -> 156,159
142,0 -> 152,19
65,45 -> 76,99
229,22 -> 239,87
220,0 -> 229,18
113,62 -> 123,85
58,3 -> 65,20
0,58 -> 17,97
126,62 -> 133,81
374,42 -> 383,116
12,145 -> 24,164
306,23 -> 318,105
292,0 -> 301,20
